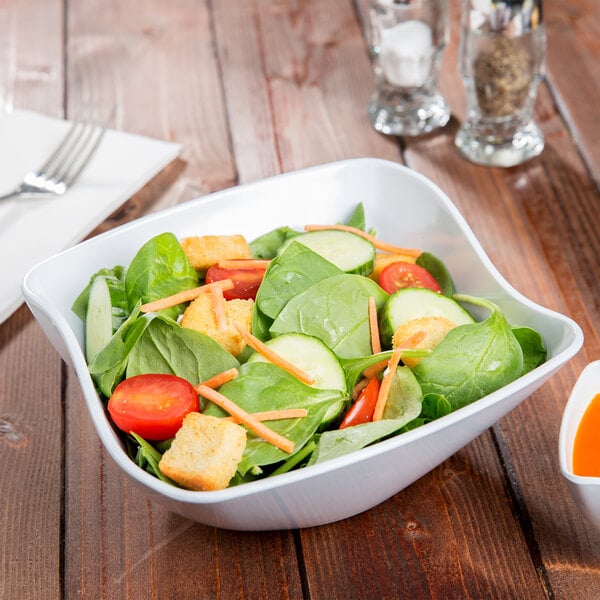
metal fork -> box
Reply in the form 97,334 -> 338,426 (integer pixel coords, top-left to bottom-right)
0,108 -> 112,203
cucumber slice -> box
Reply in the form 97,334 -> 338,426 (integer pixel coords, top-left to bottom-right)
278,230 -> 375,276
85,276 -> 113,363
379,288 -> 475,348
247,333 -> 346,392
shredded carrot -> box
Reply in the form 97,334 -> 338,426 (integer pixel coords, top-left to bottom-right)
352,378 -> 370,401
362,358 -> 389,380
195,368 -> 238,391
217,259 -> 270,270
222,408 -> 308,423
304,224 -> 421,257
372,347 -> 403,421
210,285 -> 228,332
140,280 -> 234,313
393,330 -> 427,349
234,323 -> 316,385
196,384 -> 295,453
368,296 -> 381,354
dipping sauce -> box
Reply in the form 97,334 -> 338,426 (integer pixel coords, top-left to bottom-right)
573,393 -> 600,476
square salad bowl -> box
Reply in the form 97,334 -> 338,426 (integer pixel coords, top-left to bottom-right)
22,158 -> 583,531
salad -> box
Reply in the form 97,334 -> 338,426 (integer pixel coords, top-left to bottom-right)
72,204 -> 547,491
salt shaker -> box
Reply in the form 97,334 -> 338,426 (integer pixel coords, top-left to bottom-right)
455,0 -> 546,167
367,0 -> 450,136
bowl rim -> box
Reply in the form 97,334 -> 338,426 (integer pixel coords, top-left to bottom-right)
559,360 -> 600,485
23,157 -> 585,505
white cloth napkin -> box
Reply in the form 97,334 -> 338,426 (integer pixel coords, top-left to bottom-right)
0,109 -> 181,324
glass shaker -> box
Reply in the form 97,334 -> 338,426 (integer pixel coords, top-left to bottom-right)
455,0 -> 546,167
367,0 -> 450,136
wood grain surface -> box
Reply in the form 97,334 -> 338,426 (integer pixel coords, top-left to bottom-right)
1,1 -> 599,598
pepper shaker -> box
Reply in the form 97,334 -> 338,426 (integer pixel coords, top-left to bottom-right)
367,0 -> 450,137
455,0 -> 546,167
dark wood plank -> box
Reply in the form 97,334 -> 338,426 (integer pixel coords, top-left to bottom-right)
0,1 -> 64,598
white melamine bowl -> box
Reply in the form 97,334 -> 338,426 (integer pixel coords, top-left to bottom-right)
23,158 -> 583,530
559,360 -> 600,531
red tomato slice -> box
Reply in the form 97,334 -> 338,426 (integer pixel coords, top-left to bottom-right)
205,264 -> 266,300
107,374 -> 199,441
339,376 -> 381,429
379,261 -> 441,294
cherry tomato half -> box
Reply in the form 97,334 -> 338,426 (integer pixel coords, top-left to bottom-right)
107,374 -> 199,440
339,376 -> 381,429
379,261 -> 441,295
205,264 -> 266,300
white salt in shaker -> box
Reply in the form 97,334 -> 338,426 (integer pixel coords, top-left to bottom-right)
368,0 -> 450,136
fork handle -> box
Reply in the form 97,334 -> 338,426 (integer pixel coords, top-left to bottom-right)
0,191 -> 21,203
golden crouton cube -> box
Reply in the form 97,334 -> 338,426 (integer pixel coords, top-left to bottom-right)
159,413 -> 246,491
392,316 -> 456,368
180,293 -> 254,356
181,235 -> 252,272
369,253 -> 417,281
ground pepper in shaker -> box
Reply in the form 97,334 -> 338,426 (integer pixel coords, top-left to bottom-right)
455,0 -> 545,167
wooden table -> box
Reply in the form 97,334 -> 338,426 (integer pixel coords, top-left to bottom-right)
2,1 -> 599,598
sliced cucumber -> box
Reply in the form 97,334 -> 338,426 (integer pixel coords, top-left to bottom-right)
379,288 -> 475,348
85,276 -> 113,363
247,332 -> 346,392
277,230 -> 375,276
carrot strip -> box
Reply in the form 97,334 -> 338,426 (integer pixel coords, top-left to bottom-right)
210,285 -> 228,332
196,384 -> 295,453
368,296 -> 381,354
234,324 -> 316,385
222,408 -> 308,423
372,347 -> 403,421
304,224 -> 421,257
195,368 -> 238,391
352,378 -> 370,401
362,359 -> 389,380
140,280 -> 234,313
217,259 -> 270,270
393,330 -> 427,349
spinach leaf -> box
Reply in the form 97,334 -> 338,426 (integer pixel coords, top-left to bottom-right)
250,226 -> 299,259
307,419 -> 411,465
72,265 -> 129,331
269,273 -> 389,359
412,295 -> 524,411
420,393 -> 453,421
256,241 -> 342,320
129,432 -> 177,485
126,316 -> 239,385
204,362 -> 346,476
124,232 -> 198,319
251,302 -> 274,342
345,203 -> 366,230
416,252 -> 455,297
512,326 -> 547,374
88,305 -> 151,397
340,351 -> 393,391
382,366 -> 422,421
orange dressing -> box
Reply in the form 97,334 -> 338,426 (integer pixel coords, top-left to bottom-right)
573,393 -> 600,477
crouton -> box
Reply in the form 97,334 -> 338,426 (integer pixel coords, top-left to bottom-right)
180,293 -> 253,356
158,412 -> 246,491
181,235 -> 252,273
369,253 -> 417,281
392,316 -> 456,368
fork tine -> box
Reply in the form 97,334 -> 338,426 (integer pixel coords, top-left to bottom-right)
57,106 -> 115,189
37,103 -> 92,175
